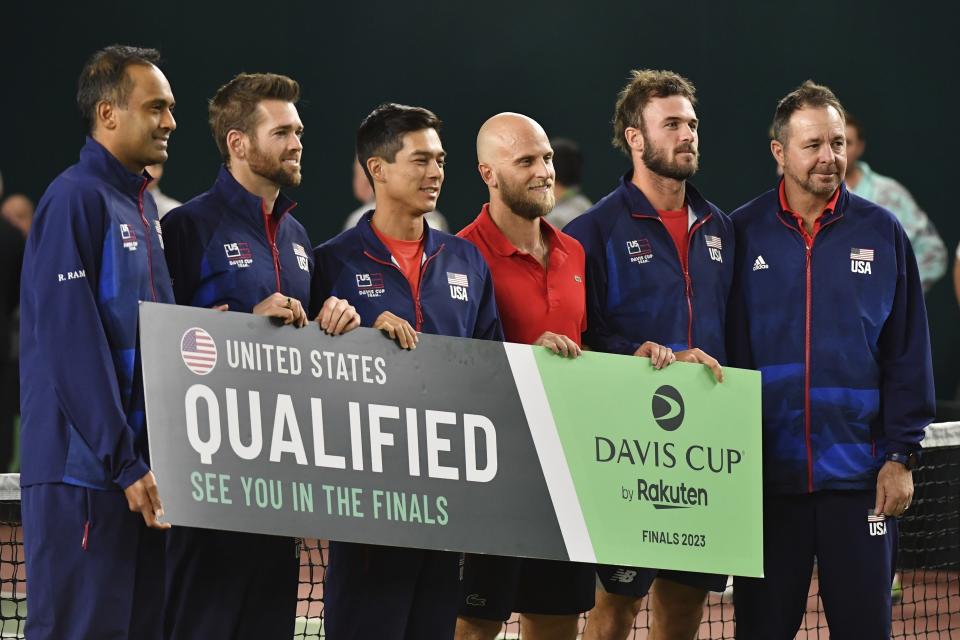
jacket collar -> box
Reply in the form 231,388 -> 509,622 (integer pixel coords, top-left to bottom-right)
78,137 -> 151,198
473,203 -> 570,259
775,178 -> 847,228
358,210 -> 445,262
617,170 -> 713,220
211,165 -> 297,225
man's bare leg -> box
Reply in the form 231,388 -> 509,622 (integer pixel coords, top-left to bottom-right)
520,613 -> 580,640
455,616 -> 502,640
648,578 -> 707,640
582,589 -> 643,640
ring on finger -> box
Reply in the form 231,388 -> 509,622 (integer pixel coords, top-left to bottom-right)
285,297 -> 292,309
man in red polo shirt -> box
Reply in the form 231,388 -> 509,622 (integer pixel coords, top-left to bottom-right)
454,112 -> 672,640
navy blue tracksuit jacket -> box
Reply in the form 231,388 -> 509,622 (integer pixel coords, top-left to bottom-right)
563,173 -> 734,360
20,137 -> 174,491
311,210 -> 503,340
161,166 -> 313,310
727,183 -> 935,495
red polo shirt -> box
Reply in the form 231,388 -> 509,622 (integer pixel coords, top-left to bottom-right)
778,180 -> 841,246
458,204 -> 586,345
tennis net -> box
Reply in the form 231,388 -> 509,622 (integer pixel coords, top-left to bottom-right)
1,423 -> 957,639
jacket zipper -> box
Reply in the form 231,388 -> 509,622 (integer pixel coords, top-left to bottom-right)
363,247 -> 443,332
683,216 -> 710,348
137,179 -> 158,302
262,201 -> 282,292
777,213 -> 841,493
637,211 -> 712,349
415,252 -> 442,330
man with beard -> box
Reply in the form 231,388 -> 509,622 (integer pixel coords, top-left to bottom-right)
454,113 -> 596,640
19,45 -> 176,639
312,102 -> 502,640
160,73 -> 360,640
564,69 -> 731,640
727,81 -> 934,638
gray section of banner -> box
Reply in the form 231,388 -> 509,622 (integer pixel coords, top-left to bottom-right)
141,303 -> 568,560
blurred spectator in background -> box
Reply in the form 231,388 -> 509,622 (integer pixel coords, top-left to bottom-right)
544,138 -> 592,228
343,155 -> 449,231
1,193 -> 34,237
145,162 -> 182,218
0,182 -> 27,473
845,114 -> 946,292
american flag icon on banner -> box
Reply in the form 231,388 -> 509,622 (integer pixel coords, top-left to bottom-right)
850,248 -> 875,261
704,235 -> 723,250
447,272 -> 469,287
180,327 -> 217,375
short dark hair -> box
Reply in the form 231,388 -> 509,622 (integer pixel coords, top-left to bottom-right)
550,138 -> 583,186
612,69 -> 697,155
208,73 -> 301,164
356,103 -> 442,186
772,80 -> 845,144
77,45 -> 162,133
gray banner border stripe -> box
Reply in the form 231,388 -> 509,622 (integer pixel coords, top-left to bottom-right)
503,343 -> 596,562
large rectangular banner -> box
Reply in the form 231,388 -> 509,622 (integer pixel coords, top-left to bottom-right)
141,302 -> 764,577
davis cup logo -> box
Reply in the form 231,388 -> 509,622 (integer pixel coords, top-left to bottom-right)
652,385 -> 684,431
180,327 -> 217,375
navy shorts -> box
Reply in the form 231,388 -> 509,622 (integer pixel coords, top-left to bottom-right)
164,527 -> 299,640
733,490 -> 898,639
459,554 -> 596,620
324,541 -> 461,640
596,564 -> 727,598
22,483 -> 165,640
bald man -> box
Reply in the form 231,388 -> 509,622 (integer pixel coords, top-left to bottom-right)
455,114 -> 673,640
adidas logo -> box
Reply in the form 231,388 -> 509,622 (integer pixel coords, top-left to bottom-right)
752,255 -> 769,271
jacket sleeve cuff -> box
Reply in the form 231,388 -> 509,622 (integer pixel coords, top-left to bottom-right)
882,440 -> 923,456
115,458 -> 150,490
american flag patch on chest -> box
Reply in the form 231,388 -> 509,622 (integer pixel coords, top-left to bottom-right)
447,272 -> 469,287
704,235 -> 722,250
850,248 -> 874,261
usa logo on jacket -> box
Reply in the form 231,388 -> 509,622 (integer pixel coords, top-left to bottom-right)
448,272 -> 469,301
292,243 -> 309,272
704,235 -> 723,263
850,248 -> 874,275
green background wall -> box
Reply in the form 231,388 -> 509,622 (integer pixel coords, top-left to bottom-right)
3,1 -> 958,402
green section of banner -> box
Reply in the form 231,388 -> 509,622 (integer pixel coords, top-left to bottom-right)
534,350 -> 763,577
